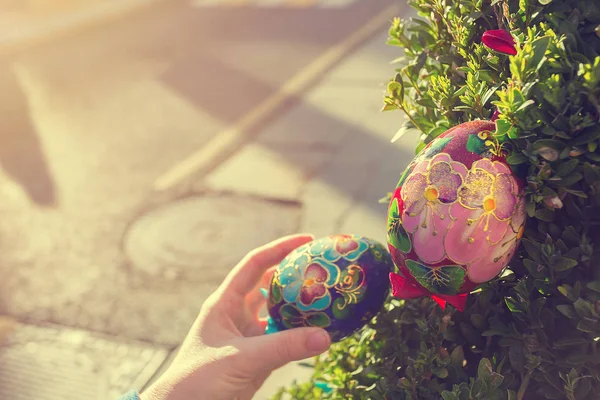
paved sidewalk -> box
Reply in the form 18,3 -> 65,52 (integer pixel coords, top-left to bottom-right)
0,5 -> 420,399
131,25 -> 419,400
0,0 -> 161,55
200,28 -> 419,399
205,31 -> 418,244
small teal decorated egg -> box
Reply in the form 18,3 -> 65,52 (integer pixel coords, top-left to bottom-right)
266,234 -> 393,342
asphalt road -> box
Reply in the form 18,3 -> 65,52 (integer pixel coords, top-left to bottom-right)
0,0 -> 397,345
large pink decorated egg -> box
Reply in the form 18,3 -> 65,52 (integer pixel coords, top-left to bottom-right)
387,120 -> 526,298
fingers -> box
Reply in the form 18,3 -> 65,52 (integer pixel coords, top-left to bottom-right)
242,318 -> 268,337
243,327 -> 331,373
222,234 -> 314,296
246,265 -> 277,315
246,290 -> 266,317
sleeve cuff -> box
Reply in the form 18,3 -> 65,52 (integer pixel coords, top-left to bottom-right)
117,390 -> 140,400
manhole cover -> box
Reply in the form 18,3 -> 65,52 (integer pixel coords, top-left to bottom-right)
0,321 -> 170,400
123,193 -> 300,281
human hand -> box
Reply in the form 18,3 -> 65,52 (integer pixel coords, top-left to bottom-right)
140,234 -> 332,400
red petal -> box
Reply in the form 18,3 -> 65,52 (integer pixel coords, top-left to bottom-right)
304,263 -> 328,283
491,109 -> 500,122
389,273 -> 429,298
431,296 -> 447,310
300,284 -> 327,306
482,30 -> 517,55
438,293 -> 468,312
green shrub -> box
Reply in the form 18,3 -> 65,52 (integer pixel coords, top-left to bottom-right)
275,1 -> 600,399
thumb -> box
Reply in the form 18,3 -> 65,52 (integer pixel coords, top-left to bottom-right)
246,327 -> 331,372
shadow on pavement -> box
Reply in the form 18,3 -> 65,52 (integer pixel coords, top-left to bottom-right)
161,51 -> 273,122
0,64 -> 56,206
161,42 -> 412,219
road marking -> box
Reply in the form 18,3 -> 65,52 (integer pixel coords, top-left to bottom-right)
0,0 -> 166,57
154,2 -> 402,192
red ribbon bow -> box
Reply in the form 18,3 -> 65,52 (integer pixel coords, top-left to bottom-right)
389,272 -> 468,312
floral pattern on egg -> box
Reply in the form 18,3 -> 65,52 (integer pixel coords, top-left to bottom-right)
387,120 -> 526,297
267,234 -> 393,342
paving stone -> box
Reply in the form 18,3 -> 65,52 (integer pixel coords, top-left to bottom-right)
123,193 -> 301,281
0,322 -> 170,400
256,101 -> 349,149
315,31 -> 399,85
300,134 -> 374,236
205,144 -> 320,201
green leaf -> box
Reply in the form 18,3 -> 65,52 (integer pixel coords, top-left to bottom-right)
516,99 -> 535,112
441,392 -> 457,400
577,320 -> 598,333
523,259 -> 545,278
551,256 -> 578,271
572,128 -> 600,146
535,208 -> 555,222
505,297 -> 523,313
556,159 -> 579,176
538,0 -> 552,4
584,162 -> 600,184
381,102 -> 398,112
587,281 -> 600,293
306,312 -> 331,328
391,125 -> 414,143
506,151 -> 528,165
269,280 -> 283,304
482,84 -> 501,106
556,304 -> 577,319
562,188 -> 588,198
489,373 -> 504,391
534,139 -> 566,152
573,299 -> 595,319
387,198 -> 412,253
387,81 -> 404,101
530,36 -> 551,70
509,345 -> 525,373
415,141 -> 427,155
553,172 -> 584,186
522,239 -> 543,262
466,134 -> 487,154
332,297 -> 353,320
451,346 -> 465,367
558,284 -> 579,301
477,358 -> 493,380
471,314 -> 486,329
526,200 -> 536,217
405,260 -> 465,295
433,367 -> 449,378
378,192 -> 393,204
495,119 -> 516,139
553,337 -> 590,348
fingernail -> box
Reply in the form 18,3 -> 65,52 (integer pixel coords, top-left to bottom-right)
307,330 -> 331,352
